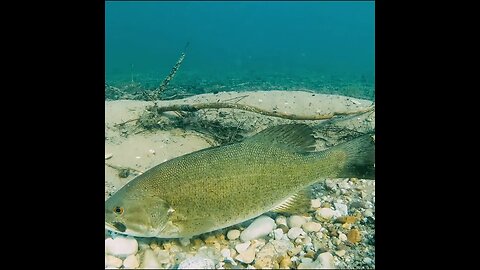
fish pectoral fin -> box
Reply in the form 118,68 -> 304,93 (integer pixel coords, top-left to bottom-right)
270,188 -> 313,215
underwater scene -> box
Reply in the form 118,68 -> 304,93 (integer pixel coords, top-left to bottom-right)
105,1 -> 375,269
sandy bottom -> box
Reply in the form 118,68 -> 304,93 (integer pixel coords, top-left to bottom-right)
105,90 -> 375,269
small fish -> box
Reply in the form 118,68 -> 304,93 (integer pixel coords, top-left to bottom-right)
105,124 -> 375,238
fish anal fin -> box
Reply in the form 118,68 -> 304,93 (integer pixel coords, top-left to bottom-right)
270,188 -> 313,215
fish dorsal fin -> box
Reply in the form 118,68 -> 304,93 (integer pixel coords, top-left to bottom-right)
270,188 -> 313,215
246,124 -> 316,152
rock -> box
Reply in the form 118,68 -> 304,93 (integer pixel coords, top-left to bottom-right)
302,257 -> 313,263
335,250 -> 346,257
279,256 -> 292,269
273,228 -> 284,240
235,244 -> 256,264
275,215 -> 288,227
271,239 -> 294,256
316,208 -> 335,220
255,242 -> 277,268
324,179 -> 337,191
105,255 -> 123,268
178,256 -> 216,269
310,199 -> 321,209
179,237 -> 191,247
287,227 -> 306,240
277,224 -> 289,233
235,241 -> 251,253
334,203 -> 348,216
347,228 -> 362,243
287,215 -> 307,228
317,252 -> 335,268
123,254 -> 139,268
140,249 -> 161,268
240,216 -> 275,241
221,248 -> 231,258
364,257 -> 373,264
297,261 -> 318,269
364,209 -> 373,217
157,250 -> 170,264
105,236 -> 138,258
105,153 -> 113,160
339,232 -> 348,242
287,245 -> 302,256
227,229 -> 241,240
302,222 -> 322,233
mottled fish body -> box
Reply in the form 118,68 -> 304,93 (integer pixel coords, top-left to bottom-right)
105,124 -> 375,238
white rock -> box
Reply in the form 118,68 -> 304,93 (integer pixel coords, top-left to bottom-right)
235,244 -> 256,264
287,215 -> 307,228
271,239 -> 294,255
302,222 -> 322,233
287,227 -> 306,240
275,215 -> 288,227
334,203 -> 348,216
297,261 -> 318,269
105,236 -> 138,258
273,228 -> 284,240
364,209 -> 373,217
178,256 -> 216,269
235,241 -> 251,253
316,208 -> 335,220
220,248 -> 231,258
302,257 -> 313,263
338,181 -> 351,190
105,153 -> 113,160
123,254 -> 139,268
364,257 -> 373,264
227,229 -> 241,240
240,216 -> 275,242
157,250 -> 170,264
105,255 -> 123,268
311,199 -> 321,209
140,249 -> 161,268
179,237 -> 191,246
317,252 -> 335,269
339,232 -> 348,242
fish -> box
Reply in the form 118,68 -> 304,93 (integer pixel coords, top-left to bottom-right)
105,124 -> 375,238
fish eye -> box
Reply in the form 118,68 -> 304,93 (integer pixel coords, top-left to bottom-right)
113,206 -> 124,215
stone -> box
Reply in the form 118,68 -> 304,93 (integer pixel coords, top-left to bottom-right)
347,229 -> 362,243
364,209 -> 373,217
317,252 -> 335,268
364,257 -> 373,264
157,250 -> 171,264
310,199 -> 321,209
179,237 -> 191,247
316,208 -> 335,220
221,248 -> 231,258
227,229 -> 241,240
334,203 -> 348,216
279,256 -> 292,269
273,228 -> 284,240
235,244 -> 256,264
140,249 -> 161,269
271,239 -> 294,256
275,215 -> 288,227
335,250 -> 346,257
123,254 -> 139,268
287,215 -> 307,228
302,222 -> 322,233
287,227 -> 306,240
297,261 -> 318,269
339,232 -> 348,242
105,236 -> 138,258
178,256 -> 216,269
235,241 -> 251,253
240,216 -> 275,242
105,255 -> 123,268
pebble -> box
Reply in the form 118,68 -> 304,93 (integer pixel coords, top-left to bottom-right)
105,255 -> 123,268
364,209 -> 373,217
335,250 -> 346,257
287,215 -> 307,228
240,215 -> 275,241
227,229 -> 241,240
235,243 -> 256,264
123,254 -> 139,268
275,215 -> 288,227
287,227 -> 306,240
297,261 -> 318,269
105,153 -> 113,160
140,249 -> 161,268
221,248 -> 231,258
279,256 -> 292,268
339,232 -> 348,242
271,239 -> 294,255
301,257 -> 313,263
179,237 -> 191,246
310,199 -> 321,209
235,241 -> 251,253
105,236 -> 138,258
316,208 -> 335,220
157,250 -> 170,264
347,228 -> 362,243
302,221 -> 322,233
178,256 -> 216,269
364,257 -> 373,264
273,228 -> 284,240
317,252 -> 335,268
334,203 -> 349,216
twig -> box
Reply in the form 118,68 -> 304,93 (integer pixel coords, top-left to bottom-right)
155,103 -> 375,121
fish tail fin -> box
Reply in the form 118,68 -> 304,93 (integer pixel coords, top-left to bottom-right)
320,133 -> 375,180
